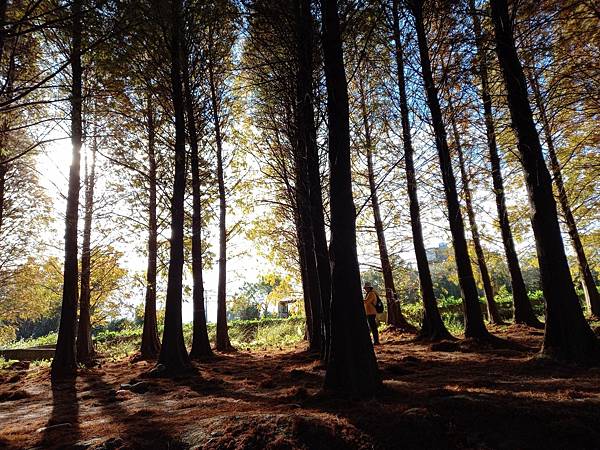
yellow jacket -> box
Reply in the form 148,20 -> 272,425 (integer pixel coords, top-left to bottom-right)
364,290 -> 378,316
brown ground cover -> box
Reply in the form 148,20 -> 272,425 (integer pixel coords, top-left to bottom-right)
1,326 -> 600,450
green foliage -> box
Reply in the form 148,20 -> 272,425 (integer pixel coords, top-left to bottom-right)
228,273 -> 298,320
2,317 -> 306,360
402,290 -> 547,334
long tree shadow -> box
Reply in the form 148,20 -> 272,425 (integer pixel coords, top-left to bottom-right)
39,376 -> 80,449
80,370 -> 185,449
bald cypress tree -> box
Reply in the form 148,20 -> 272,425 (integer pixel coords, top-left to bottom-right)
52,0 -> 83,378
156,0 -> 191,372
408,0 -> 490,340
467,0 -> 542,328
320,0 -> 380,395
391,0 -> 451,341
490,0 -> 599,362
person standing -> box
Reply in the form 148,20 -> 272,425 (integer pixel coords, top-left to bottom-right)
363,283 -> 380,345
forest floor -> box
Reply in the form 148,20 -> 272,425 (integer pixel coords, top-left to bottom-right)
1,326 -> 600,450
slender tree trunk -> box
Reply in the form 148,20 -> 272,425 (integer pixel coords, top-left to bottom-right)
409,0 -> 490,339
52,0 -> 82,378
391,0 -> 450,341
295,211 -> 314,343
183,50 -> 213,360
358,79 -> 414,331
0,161 -> 5,233
294,0 -> 323,353
527,73 -> 600,319
0,0 -> 7,65
209,63 -> 233,352
296,0 -> 331,359
467,0 -> 542,328
140,91 -> 161,359
157,0 -> 191,372
76,125 -> 97,364
448,104 -> 503,325
490,0 -> 599,362
320,0 -> 380,396
292,137 -> 323,352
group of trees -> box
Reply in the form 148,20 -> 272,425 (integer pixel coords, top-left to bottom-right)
1,0 -> 598,394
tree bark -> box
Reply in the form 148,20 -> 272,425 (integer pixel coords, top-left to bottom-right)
467,0 -> 542,328
157,0 -> 191,372
527,72 -> 600,319
296,0 -> 331,359
0,161 -> 5,234
0,0 -> 7,65
320,0 -> 380,396
294,208 -> 314,343
294,0 -> 323,353
409,0 -> 490,339
358,78 -> 414,331
490,0 -> 599,362
140,91 -> 161,359
448,103 -> 503,325
292,130 -> 323,352
76,123 -> 97,364
52,0 -> 82,378
209,61 -> 233,352
183,47 -> 213,360
391,0 -> 450,341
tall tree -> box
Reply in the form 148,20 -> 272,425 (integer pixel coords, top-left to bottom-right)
156,0 -> 191,372
448,101 -> 503,324
139,90 -> 161,359
183,31 -> 213,359
526,71 -> 600,319
209,47 -> 233,352
467,0 -> 541,328
295,0 -> 331,357
358,76 -> 414,331
320,0 -> 380,395
490,0 -> 599,361
76,119 -> 97,364
51,0 -> 83,378
391,0 -> 450,340
408,0 -> 490,339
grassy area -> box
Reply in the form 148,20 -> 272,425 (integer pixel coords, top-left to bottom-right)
2,317 -> 307,363
2,293 -> 596,367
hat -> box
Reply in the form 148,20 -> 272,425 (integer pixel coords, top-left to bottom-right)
363,282 -> 373,289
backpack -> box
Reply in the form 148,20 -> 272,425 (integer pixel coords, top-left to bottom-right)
375,294 -> 384,313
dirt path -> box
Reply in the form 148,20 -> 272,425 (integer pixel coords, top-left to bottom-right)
2,326 -> 600,449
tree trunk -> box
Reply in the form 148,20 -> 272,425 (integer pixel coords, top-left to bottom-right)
409,0 -> 490,339
295,211 -> 314,343
448,104 -> 503,325
292,133 -> 323,352
358,79 -> 414,332
391,0 -> 450,341
76,123 -> 97,364
0,0 -> 7,65
182,49 -> 213,360
527,72 -> 600,319
467,0 -> 542,328
157,0 -> 191,372
320,0 -> 380,396
490,0 -> 599,362
209,63 -> 233,352
140,91 -> 161,359
296,0 -> 331,359
294,0 -> 323,353
52,0 -> 82,378
0,161 -> 5,234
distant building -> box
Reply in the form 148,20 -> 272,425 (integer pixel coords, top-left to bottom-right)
278,299 -> 297,318
426,242 -> 449,263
